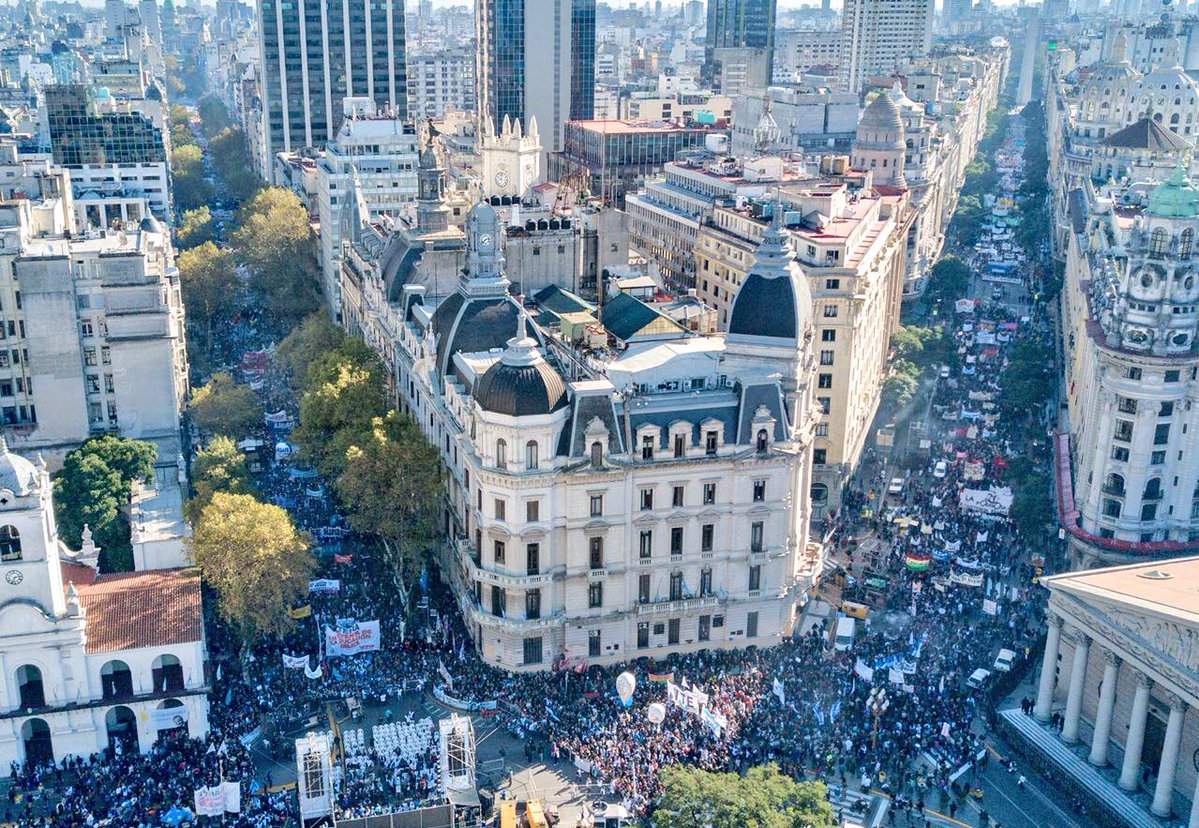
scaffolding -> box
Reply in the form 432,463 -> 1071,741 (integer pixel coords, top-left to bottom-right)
438,714 -> 476,794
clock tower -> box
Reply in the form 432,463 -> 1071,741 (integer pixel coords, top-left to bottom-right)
464,200 -> 508,290
479,114 -> 543,200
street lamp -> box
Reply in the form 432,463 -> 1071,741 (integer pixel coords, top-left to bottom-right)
867,687 -> 890,751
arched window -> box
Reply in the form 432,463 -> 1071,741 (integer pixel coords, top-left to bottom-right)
1144,478 -> 1163,500
16,664 -> 44,709
20,718 -> 52,764
525,440 -> 538,471
0,525 -> 20,562
495,439 -> 507,470
1104,473 -> 1125,495
1181,228 -> 1194,258
100,659 -> 133,700
151,654 -> 184,693
756,429 -> 769,454
1151,227 -> 1168,258
810,483 -> 830,504
590,441 -> 603,468
105,705 -> 139,752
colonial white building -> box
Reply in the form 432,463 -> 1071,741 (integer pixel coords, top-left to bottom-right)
343,198 -> 824,671
0,439 -> 208,768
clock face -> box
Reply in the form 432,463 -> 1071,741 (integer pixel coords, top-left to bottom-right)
494,169 -> 510,188
5,569 -> 22,585
479,233 -> 493,248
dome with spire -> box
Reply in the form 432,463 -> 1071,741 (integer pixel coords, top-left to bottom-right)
0,434 -> 38,498
473,312 -> 566,417
1147,165 -> 1199,218
856,91 -> 905,149
726,207 -> 813,346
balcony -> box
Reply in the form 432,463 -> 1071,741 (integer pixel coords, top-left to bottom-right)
462,553 -> 555,590
465,599 -> 564,633
636,595 -> 723,617
1101,485 -> 1126,497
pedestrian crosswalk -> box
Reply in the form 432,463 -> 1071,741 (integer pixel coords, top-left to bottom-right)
827,786 -> 887,827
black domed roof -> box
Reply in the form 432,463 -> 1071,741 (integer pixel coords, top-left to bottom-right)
475,359 -> 567,416
726,211 -> 812,345
728,274 -> 798,339
433,294 -> 520,379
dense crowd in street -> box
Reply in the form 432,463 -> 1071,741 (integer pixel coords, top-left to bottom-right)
0,110 -> 1059,828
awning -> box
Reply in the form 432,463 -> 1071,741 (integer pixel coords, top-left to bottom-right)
446,787 -> 481,807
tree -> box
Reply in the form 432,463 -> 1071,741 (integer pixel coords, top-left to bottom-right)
883,370 -> 919,410
54,437 -> 157,572
293,353 -> 386,475
178,241 -> 238,355
186,436 -> 255,523
1000,339 -> 1053,416
925,256 -> 972,309
337,413 -> 442,576
188,492 -> 315,655
177,206 -> 216,249
231,187 -> 320,325
277,312 -> 346,391
654,764 -> 834,828
190,372 -> 264,438
171,143 -> 213,211
209,128 -> 260,204
197,95 -> 232,138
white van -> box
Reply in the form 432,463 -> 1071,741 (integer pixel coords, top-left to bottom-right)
833,617 -> 856,652
993,648 -> 1017,672
967,668 -> 991,688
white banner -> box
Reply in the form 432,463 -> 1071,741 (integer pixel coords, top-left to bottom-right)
194,786 -> 223,817
959,487 -> 1013,516
949,571 -> 984,588
147,706 -> 189,731
982,598 -> 999,616
222,781 -> 241,814
888,668 -> 904,685
282,653 -> 309,670
309,579 -> 341,593
772,677 -> 785,705
324,620 -> 381,656
439,659 -> 454,691
304,662 -> 323,680
702,706 -> 728,739
666,681 -> 708,717
853,660 -> 874,682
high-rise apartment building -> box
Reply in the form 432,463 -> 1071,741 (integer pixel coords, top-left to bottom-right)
407,49 -> 476,120
838,0 -> 935,93
476,0 -> 595,154
256,0 -> 409,167
704,0 -> 776,86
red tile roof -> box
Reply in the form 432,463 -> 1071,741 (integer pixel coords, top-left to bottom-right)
59,560 -> 97,588
74,567 -> 203,654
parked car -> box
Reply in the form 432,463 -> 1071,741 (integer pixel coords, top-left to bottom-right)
888,477 -> 905,496
967,668 -> 992,688
933,460 -> 948,479
993,648 -> 1017,672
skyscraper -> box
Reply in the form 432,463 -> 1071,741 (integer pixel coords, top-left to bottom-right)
256,0 -> 408,160
476,0 -> 595,154
704,0 -> 777,85
839,0 -> 935,93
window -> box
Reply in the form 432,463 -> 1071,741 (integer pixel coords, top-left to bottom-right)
525,440 -> 538,470
1103,499 -> 1122,518
703,483 -> 716,504
1151,227 -> 1168,258
589,536 -> 604,569
637,622 -> 650,649
590,441 -> 603,467
495,439 -> 507,469
639,573 -> 651,604
589,630 -> 602,658
1112,446 -> 1130,462
1182,228 -> 1194,257
670,571 -> 683,601
80,319 -> 93,337
101,346 -> 110,365
1118,397 -> 1138,414
0,525 -> 20,562
588,581 -> 603,608
673,433 -> 685,457
640,488 -> 654,510
668,619 -> 680,645
822,329 -> 836,342
1161,401 -> 1175,417
751,521 -> 764,553
84,347 -> 97,366
825,278 -> 840,289
494,498 -> 506,520
1152,450 -> 1167,465
672,485 -> 684,507
700,567 -> 712,596
818,397 -> 831,415
820,350 -> 835,365
1104,473 -> 1125,495
705,431 -> 718,455
1155,423 -> 1171,445
526,500 -> 540,522
639,530 -> 653,559
642,435 -> 655,460
526,543 -> 540,575
746,612 -> 759,638
523,637 -> 543,665
756,430 -> 768,453
753,480 -> 766,502
1114,420 -> 1133,442
589,494 -> 603,517
814,449 -> 827,464
818,373 -> 833,389
749,564 -> 761,592
701,523 -> 714,552
815,423 -> 829,437
670,527 -> 684,555
823,305 -> 838,318
699,615 -> 711,642
1166,370 -> 1181,383
1127,367 -> 1143,380
526,589 -> 541,620
494,540 -> 506,565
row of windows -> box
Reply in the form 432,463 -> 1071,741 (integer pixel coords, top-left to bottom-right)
519,610 -> 759,665
483,479 -> 738,525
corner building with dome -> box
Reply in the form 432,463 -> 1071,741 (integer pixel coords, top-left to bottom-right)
343,195 -> 824,670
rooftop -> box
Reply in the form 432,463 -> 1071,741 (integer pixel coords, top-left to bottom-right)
71,566 -> 204,654
1044,555 -> 1199,625
569,119 -> 716,135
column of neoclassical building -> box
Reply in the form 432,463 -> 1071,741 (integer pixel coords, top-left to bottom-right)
1033,609 -> 1199,823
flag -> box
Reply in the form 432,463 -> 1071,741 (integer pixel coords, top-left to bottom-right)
334,553 -> 353,564
648,671 -> 674,683
904,552 -> 931,572
772,678 -> 785,705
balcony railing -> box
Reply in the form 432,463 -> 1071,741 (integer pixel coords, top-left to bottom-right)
636,595 -> 723,617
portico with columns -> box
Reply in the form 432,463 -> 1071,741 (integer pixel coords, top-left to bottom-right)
1027,558 -> 1199,824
